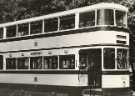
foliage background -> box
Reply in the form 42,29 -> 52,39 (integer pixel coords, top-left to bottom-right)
0,0 -> 134,22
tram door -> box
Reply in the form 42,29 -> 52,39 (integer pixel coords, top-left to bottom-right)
79,49 -> 101,87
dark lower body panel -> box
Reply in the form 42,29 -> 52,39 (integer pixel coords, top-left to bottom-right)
0,83 -> 132,96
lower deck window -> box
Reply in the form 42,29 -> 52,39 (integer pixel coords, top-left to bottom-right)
43,56 -> 58,69
30,57 -> 42,69
0,55 -> 3,69
117,49 -> 128,69
103,48 -> 128,70
0,28 -> 3,39
59,55 -> 75,69
104,48 -> 115,69
6,58 -> 16,69
5,54 -> 76,70
17,58 -> 29,69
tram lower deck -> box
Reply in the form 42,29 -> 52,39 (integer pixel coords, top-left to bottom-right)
0,46 -> 131,96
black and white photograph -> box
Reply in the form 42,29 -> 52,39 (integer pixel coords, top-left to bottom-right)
0,0 -> 134,96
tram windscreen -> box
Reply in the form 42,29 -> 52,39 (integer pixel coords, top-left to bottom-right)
117,49 -> 128,69
104,48 -> 115,69
97,9 -> 114,25
116,10 -> 126,27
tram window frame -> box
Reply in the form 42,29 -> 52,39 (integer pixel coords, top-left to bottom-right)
6,58 -> 17,69
6,25 -> 17,38
115,10 -> 127,27
30,56 -> 42,69
79,11 -> 95,28
30,20 -> 42,35
18,23 -> 29,36
97,9 -> 114,26
17,57 -> 29,69
117,49 -> 128,69
0,28 -> 3,39
103,48 -> 115,69
59,55 -> 75,69
44,18 -> 58,32
60,14 -> 75,30
43,56 -> 58,69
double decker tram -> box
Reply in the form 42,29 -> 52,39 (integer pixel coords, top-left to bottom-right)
0,3 -> 131,96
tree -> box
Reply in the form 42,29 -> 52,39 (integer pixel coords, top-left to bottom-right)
0,0 -> 135,23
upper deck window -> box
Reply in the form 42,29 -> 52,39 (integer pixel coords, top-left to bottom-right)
60,14 -> 75,30
117,49 -> 128,69
18,23 -> 29,36
0,28 -> 3,39
6,25 -> 16,38
30,21 -> 42,34
97,9 -> 114,25
116,10 -> 127,27
104,48 -> 115,69
79,11 -> 95,27
44,18 -> 58,32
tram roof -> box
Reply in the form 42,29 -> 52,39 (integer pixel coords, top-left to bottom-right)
0,2 -> 128,27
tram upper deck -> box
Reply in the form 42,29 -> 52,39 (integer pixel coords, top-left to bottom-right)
0,3 -> 129,53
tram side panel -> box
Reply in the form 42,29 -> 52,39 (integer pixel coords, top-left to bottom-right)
0,73 -> 88,86
102,75 -> 130,88
0,31 -> 129,52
